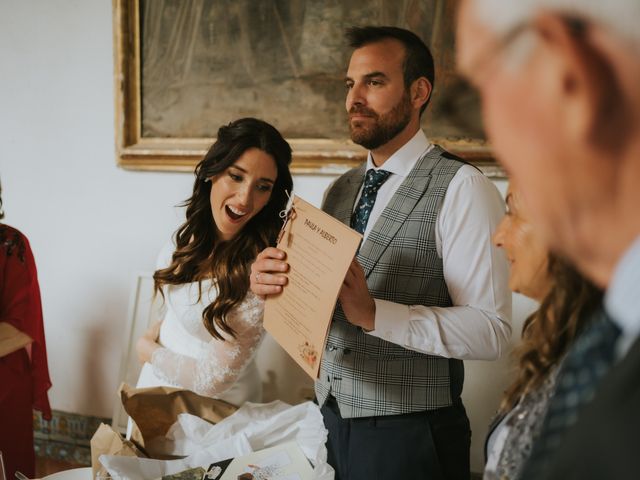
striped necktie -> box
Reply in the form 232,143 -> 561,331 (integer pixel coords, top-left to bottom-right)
521,310 -> 621,479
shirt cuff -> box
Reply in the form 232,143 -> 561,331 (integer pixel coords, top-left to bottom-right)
368,299 -> 411,345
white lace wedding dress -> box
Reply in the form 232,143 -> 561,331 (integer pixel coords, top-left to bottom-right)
135,245 -> 265,406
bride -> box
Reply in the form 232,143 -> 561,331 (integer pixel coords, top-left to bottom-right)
135,117 -> 293,406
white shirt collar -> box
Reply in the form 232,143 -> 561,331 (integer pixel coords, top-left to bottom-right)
366,129 -> 433,176
605,234 -> 640,357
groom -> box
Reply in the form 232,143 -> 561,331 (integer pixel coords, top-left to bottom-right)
251,26 -> 510,479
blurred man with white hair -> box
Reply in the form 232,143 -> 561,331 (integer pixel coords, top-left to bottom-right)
455,0 -> 640,479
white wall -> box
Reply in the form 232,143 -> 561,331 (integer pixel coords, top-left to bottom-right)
0,0 -> 533,472
1,0 -> 192,416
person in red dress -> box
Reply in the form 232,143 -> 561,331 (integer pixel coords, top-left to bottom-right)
0,183 -> 52,478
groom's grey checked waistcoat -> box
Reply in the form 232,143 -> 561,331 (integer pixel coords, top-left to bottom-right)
316,145 -> 466,418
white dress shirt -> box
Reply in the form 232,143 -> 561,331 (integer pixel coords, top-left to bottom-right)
605,234 -> 640,359
351,129 -> 512,360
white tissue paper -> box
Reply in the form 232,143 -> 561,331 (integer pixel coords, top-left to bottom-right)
99,400 -> 334,480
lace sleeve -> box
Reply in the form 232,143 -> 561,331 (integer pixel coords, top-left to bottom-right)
149,292 -> 265,397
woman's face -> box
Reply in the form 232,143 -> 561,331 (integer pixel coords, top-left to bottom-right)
209,147 -> 278,241
493,185 -> 550,301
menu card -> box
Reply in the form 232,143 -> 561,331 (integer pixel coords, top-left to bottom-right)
264,195 -> 362,379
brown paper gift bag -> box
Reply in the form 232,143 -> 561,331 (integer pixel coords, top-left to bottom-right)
90,423 -> 145,479
119,383 -> 238,456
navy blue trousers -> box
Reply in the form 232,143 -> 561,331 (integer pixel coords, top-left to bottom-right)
321,395 -> 471,480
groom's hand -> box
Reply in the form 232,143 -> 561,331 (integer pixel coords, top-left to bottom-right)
339,259 -> 375,331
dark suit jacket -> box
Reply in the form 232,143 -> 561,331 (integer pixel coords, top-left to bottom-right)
542,336 -> 640,479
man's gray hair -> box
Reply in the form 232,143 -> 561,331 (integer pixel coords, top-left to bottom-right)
473,0 -> 640,51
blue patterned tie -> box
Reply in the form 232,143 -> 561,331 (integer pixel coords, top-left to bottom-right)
350,169 -> 391,234
520,310 -> 621,479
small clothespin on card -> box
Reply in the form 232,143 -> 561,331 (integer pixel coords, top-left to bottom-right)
277,191 -> 296,248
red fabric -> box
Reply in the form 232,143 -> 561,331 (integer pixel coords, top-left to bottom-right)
0,349 -> 36,478
0,225 -> 51,476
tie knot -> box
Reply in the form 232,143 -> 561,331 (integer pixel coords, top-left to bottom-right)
363,169 -> 391,193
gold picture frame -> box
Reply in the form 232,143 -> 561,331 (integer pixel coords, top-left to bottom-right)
113,0 -> 501,176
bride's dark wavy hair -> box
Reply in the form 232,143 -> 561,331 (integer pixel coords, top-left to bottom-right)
153,118 -> 292,340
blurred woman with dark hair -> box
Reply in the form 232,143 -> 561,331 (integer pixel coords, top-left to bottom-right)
0,180 -> 52,478
135,118 -> 293,405
484,183 -> 602,480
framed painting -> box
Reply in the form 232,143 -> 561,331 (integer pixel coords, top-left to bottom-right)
113,0 -> 501,176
